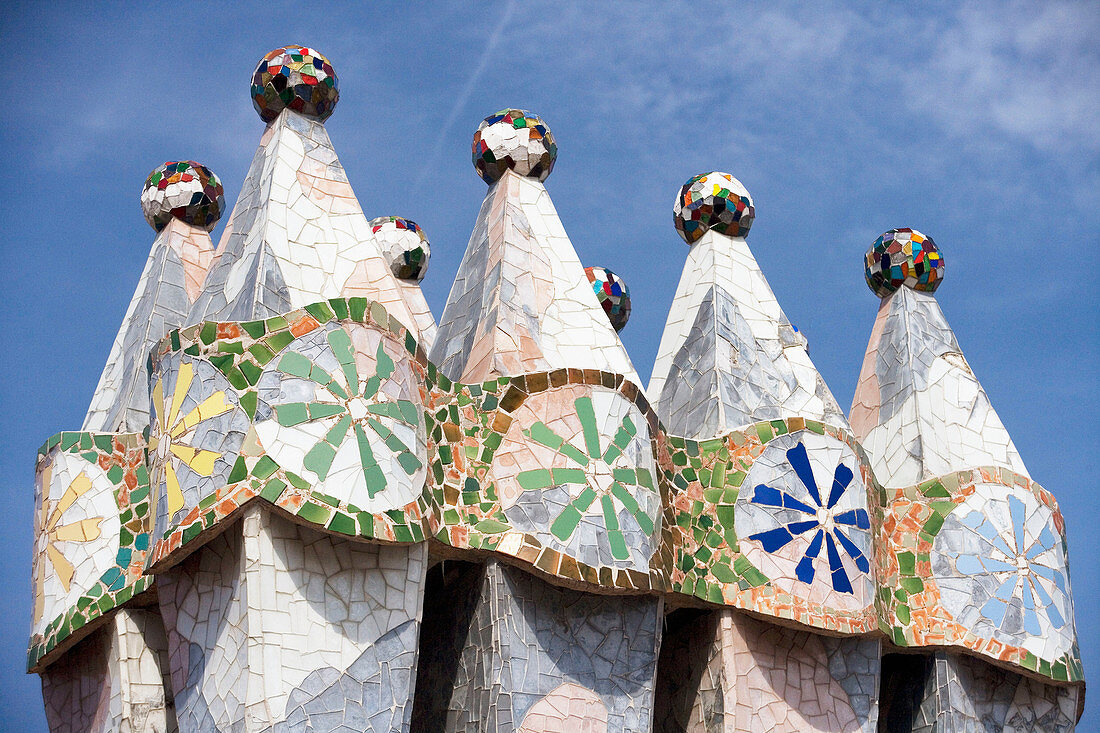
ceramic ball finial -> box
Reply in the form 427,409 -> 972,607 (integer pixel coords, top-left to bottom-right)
371,217 -> 431,282
251,45 -> 339,123
140,161 -> 225,232
472,109 -> 557,185
673,172 -> 755,244
864,228 -> 944,297
585,266 -> 631,332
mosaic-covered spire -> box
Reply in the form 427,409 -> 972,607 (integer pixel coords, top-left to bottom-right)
430,109 -> 640,384
187,46 -> 424,342
344,216 -> 437,347
83,162 -> 222,432
850,229 -> 1027,486
649,173 -> 846,439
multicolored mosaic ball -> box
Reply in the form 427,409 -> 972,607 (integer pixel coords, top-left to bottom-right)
585,266 -> 631,332
140,161 -> 225,232
472,109 -> 557,184
251,45 -> 339,123
864,228 -> 944,297
371,216 -> 431,282
673,172 -> 755,244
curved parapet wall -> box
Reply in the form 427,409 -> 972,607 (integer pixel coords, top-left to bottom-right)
143,298 -> 432,567
28,432 -> 153,671
30,296 -> 1083,688
881,466 -> 1080,682
663,418 -> 881,633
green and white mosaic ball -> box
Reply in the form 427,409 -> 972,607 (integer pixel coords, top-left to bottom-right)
140,161 -> 225,232
371,216 -> 431,282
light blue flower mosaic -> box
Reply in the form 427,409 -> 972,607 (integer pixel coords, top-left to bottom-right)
931,484 -> 1075,660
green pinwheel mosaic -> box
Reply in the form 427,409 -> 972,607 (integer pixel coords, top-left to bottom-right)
255,322 -> 427,513
495,386 -> 661,570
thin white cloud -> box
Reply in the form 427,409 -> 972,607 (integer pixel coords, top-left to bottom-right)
409,0 -> 516,194
896,1 -> 1100,155
499,2 -> 1098,162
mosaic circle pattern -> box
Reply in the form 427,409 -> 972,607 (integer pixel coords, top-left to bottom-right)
255,322 -> 427,513
148,355 -> 249,537
584,266 -> 631,332
735,430 -> 874,612
674,172 -> 754,244
141,161 -> 225,232
931,483 -> 1074,661
494,385 -> 660,571
251,45 -> 339,123
472,109 -> 557,184
864,228 -> 944,297
370,216 -> 431,282
31,450 -> 119,634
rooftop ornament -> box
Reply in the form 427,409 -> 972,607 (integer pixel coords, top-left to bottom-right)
139,161 -> 225,232
250,45 -> 339,123
864,227 -> 944,297
673,171 -> 755,244
584,265 -> 631,332
371,216 -> 431,282
472,108 -> 557,184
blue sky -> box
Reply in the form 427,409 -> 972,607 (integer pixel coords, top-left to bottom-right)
1,2 -> 1097,729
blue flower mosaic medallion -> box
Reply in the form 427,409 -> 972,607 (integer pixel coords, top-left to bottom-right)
735,431 -> 874,611
931,483 -> 1075,661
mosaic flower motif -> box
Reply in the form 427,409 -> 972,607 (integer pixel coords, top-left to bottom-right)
931,483 -> 1075,661
736,431 -> 874,611
149,361 -> 234,519
31,452 -> 119,631
255,323 -> 427,512
749,442 -> 869,591
494,386 -> 660,570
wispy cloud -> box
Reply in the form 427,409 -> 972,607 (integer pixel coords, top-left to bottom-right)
498,2 -> 1098,164
410,0 -> 516,194
895,2 -> 1100,155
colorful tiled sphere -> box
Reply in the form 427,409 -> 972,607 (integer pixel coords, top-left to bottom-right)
585,266 -> 631,332
251,45 -> 339,123
864,228 -> 944,297
472,109 -> 557,184
140,161 -> 225,232
674,172 -> 755,244
371,216 -> 431,282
